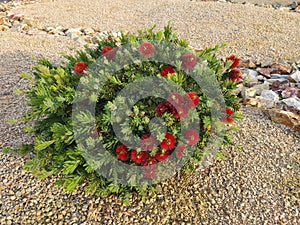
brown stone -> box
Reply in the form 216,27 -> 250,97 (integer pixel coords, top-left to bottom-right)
270,63 -> 293,74
0,25 -> 9,31
188,45 -> 204,53
0,16 -> 11,27
281,88 -> 299,99
270,80 -> 290,93
257,68 -> 273,78
257,63 -> 293,78
238,59 -> 256,69
244,97 -> 261,107
12,13 -> 24,21
0,6 -> 6,13
264,109 -> 300,131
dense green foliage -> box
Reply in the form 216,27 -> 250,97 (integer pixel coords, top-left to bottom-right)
4,24 -> 242,202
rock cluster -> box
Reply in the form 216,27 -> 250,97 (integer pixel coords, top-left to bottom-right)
219,0 -> 300,13
42,26 -> 124,46
238,60 -> 300,131
0,1 -> 123,46
0,4 -> 34,32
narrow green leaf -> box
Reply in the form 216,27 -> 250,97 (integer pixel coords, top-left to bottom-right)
21,72 -> 34,80
14,89 -> 24,95
34,140 -> 55,151
7,119 -> 18,124
62,160 -> 81,175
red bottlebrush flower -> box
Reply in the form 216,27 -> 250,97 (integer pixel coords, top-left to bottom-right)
207,127 -> 212,133
224,108 -> 235,116
74,62 -> 87,74
156,101 -> 175,116
175,144 -> 186,159
168,92 -> 184,107
176,106 -> 189,119
186,92 -> 199,108
102,46 -> 116,60
142,156 -> 157,167
155,150 -> 169,161
155,101 -> 187,119
184,129 -> 199,145
172,108 -> 180,119
220,117 -> 234,123
180,53 -> 197,70
161,66 -> 175,77
131,150 -> 148,164
140,134 -> 159,151
142,164 -> 157,179
160,132 -> 176,150
139,42 -> 155,57
229,69 -> 243,82
226,55 -> 240,68
116,144 -> 129,161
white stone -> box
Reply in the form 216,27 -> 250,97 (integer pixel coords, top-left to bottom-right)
6,11 -> 14,19
288,71 -> 300,83
260,90 -> 279,108
65,28 -> 82,36
45,26 -> 54,32
243,69 -> 258,83
279,7 -> 291,11
21,23 -> 30,31
48,28 -> 60,35
23,17 -> 34,26
67,32 -> 80,41
241,87 -> 257,99
55,26 -> 64,31
282,97 -> 300,111
234,83 -> 244,95
257,75 -> 266,81
83,27 -> 95,35
252,82 -> 269,95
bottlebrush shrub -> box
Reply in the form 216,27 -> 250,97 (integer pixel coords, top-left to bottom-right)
5,24 -> 242,202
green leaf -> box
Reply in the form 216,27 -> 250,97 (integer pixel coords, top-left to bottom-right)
34,169 -> 55,180
2,147 -> 13,154
21,72 -> 34,80
7,119 -> 18,124
34,140 -> 55,151
156,30 -> 163,41
62,160 -> 81,175
14,89 -> 24,95
216,151 -> 227,160
63,175 -> 83,192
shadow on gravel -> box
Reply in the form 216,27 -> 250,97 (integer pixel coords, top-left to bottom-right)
0,51 -> 36,149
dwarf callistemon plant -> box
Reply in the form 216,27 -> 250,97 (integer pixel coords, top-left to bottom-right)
5,24 -> 242,202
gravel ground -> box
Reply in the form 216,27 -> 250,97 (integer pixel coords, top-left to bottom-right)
0,0 -> 300,224
1,106 -> 299,224
230,0 -> 295,6
9,0 -> 300,64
